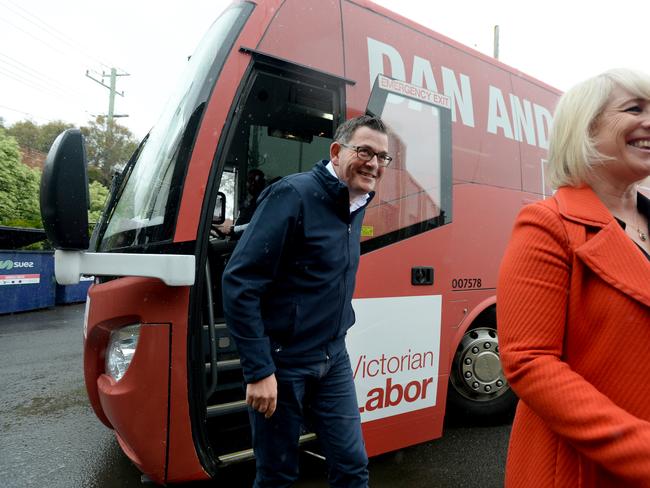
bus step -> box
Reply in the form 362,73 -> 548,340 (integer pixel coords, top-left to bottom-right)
217,433 -> 318,466
203,326 -> 237,353
214,381 -> 243,392
205,358 -> 241,373
203,323 -> 228,331
207,400 -> 247,417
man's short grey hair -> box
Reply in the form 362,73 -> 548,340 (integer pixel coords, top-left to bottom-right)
547,68 -> 650,189
334,115 -> 387,144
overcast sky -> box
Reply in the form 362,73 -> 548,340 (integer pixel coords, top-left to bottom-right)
1,0 -> 649,140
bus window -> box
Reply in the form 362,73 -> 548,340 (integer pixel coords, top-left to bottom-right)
248,124 -> 332,182
218,169 -> 237,224
221,69 -> 340,205
362,75 -> 453,253
95,3 -> 253,252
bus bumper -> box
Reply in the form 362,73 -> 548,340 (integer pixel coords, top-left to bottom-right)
96,323 -> 170,484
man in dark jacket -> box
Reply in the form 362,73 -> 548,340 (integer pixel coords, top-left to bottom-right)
222,115 -> 390,487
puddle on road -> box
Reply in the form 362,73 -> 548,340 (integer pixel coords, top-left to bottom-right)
13,386 -> 88,417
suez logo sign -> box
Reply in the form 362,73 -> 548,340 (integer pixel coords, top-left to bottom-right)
0,260 -> 35,270
367,37 -> 554,149
347,295 -> 441,422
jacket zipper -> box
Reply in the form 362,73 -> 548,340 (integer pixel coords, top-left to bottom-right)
337,222 -> 351,337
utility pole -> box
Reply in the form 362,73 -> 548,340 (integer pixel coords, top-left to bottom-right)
493,25 -> 500,60
86,68 -> 130,179
86,68 -> 129,130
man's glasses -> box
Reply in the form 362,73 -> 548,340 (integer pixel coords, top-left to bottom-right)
339,143 -> 393,167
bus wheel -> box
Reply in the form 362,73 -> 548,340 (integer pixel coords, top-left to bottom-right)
446,315 -> 517,425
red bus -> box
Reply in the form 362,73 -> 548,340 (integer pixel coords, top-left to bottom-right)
40,0 -> 560,484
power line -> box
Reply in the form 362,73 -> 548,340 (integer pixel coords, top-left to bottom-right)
0,1 -> 130,122
0,15 -> 74,62
0,52 -> 77,95
0,66 -> 95,123
0,0 -> 120,72
0,103 -> 77,126
0,104 -> 34,117
0,15 -> 97,112
0,64 -> 77,101
0,1 -> 136,131
0,65 -> 59,96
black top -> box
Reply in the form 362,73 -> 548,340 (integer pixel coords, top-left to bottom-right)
614,192 -> 650,261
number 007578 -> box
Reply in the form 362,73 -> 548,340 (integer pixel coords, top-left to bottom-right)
451,278 -> 482,289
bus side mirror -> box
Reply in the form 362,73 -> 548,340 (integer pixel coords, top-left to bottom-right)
40,129 -> 90,250
213,191 -> 226,225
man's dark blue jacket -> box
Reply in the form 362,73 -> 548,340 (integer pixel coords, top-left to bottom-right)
222,160 -> 373,383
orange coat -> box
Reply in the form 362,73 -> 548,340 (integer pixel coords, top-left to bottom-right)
498,186 -> 650,487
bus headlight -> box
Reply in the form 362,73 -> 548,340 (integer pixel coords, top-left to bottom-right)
105,324 -> 141,382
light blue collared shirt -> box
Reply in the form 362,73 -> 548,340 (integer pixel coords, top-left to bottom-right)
325,161 -> 370,213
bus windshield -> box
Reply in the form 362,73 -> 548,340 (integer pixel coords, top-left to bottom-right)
96,3 -> 253,251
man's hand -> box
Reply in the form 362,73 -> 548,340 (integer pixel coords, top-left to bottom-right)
246,374 -> 277,418
213,218 -> 234,237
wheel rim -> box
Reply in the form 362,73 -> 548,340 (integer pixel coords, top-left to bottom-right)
450,327 -> 509,402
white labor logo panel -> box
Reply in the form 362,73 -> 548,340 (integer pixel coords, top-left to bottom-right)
347,295 -> 442,422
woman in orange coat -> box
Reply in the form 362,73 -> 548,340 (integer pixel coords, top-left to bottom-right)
498,68 -> 650,487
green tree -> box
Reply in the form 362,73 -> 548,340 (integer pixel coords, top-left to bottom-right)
38,120 -> 75,153
87,164 -> 105,185
6,119 -> 74,154
88,180 -> 109,225
0,128 -> 42,228
6,120 -> 39,151
81,116 -> 138,186
1,122 -> 111,243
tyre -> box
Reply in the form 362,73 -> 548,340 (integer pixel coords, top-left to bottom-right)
446,309 -> 517,425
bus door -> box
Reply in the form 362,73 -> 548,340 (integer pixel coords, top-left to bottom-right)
348,74 -> 454,455
197,53 -> 349,464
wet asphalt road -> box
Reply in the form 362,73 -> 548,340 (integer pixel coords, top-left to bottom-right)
0,304 -> 511,487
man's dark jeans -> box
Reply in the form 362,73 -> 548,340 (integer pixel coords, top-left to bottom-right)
249,349 -> 368,487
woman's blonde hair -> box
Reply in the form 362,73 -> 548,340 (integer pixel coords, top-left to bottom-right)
547,68 -> 650,189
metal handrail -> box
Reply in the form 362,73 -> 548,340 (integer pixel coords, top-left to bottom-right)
204,259 -> 218,397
